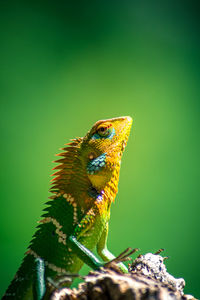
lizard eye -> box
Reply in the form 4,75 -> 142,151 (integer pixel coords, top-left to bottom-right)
97,123 -> 112,137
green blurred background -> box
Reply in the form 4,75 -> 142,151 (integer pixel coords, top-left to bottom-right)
0,0 -> 199,297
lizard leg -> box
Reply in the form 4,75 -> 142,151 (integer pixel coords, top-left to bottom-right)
68,207 -> 105,270
97,223 -> 128,273
33,258 -> 46,300
68,235 -> 103,270
69,207 -> 128,272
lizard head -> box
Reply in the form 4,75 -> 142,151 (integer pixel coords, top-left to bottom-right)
80,116 -> 133,190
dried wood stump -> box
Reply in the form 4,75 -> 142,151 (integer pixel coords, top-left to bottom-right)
46,252 -> 197,300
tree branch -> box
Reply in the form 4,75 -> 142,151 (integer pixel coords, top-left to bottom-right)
46,252 -> 197,300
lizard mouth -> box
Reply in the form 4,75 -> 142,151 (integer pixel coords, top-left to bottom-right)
120,117 -> 132,152
121,140 -> 127,152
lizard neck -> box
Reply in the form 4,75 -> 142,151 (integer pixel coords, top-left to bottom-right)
95,163 -> 120,218
103,162 -> 120,203
50,138 -> 120,212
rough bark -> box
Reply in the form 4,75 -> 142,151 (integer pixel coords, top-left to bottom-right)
46,252 -> 197,300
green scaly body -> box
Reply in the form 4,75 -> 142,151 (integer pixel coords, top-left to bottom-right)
2,116 -> 132,299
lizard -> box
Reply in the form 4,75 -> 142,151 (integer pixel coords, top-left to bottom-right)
2,116 -> 133,300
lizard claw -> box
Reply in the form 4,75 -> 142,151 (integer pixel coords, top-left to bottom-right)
105,247 -> 139,267
47,273 -> 84,289
154,248 -> 165,255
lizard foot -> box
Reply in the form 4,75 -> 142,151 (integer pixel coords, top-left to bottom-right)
103,248 -> 139,273
46,273 -> 84,289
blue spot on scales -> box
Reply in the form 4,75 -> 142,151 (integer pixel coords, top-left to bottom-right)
87,153 -> 106,175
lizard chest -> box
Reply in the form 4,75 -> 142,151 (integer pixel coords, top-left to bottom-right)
78,213 -> 108,250
73,192 -> 111,251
